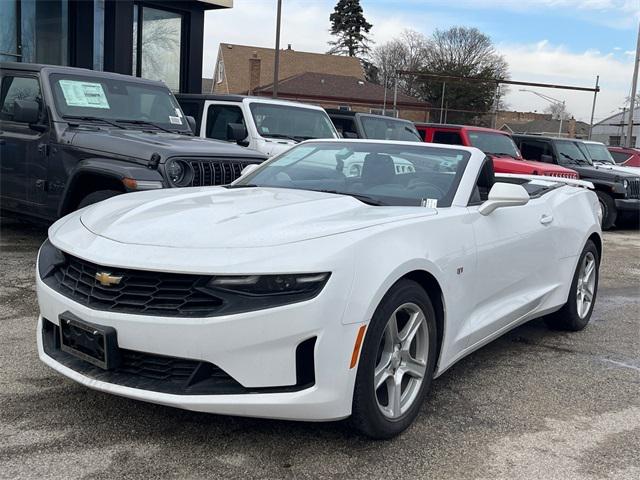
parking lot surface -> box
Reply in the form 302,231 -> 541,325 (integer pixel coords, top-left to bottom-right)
0,216 -> 638,480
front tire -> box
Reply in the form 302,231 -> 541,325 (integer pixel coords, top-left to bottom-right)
351,280 -> 437,439
545,240 -> 599,331
596,191 -> 616,230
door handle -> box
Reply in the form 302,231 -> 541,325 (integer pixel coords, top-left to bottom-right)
540,214 -> 554,225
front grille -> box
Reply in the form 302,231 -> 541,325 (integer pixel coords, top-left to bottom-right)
44,254 -> 223,317
42,319 -> 316,395
188,159 -> 254,186
545,172 -> 578,179
627,178 -> 640,199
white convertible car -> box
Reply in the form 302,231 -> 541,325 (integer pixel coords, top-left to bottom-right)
37,140 -> 602,438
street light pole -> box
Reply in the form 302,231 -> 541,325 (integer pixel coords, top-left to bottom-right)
272,0 -> 282,98
519,89 -> 567,137
626,22 -> 640,147
558,100 -> 565,137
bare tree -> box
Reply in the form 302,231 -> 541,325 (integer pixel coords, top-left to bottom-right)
420,27 -> 509,123
544,102 -> 571,120
372,30 -> 428,96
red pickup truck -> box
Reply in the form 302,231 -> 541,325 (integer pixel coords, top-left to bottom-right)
415,124 -> 579,179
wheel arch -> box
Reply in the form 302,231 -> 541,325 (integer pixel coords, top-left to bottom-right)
587,231 -> 602,261
398,269 -> 445,373
59,170 -> 126,216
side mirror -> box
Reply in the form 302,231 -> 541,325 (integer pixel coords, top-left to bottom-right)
186,115 -> 197,134
227,123 -> 248,145
343,131 -> 358,139
241,163 -> 260,176
540,154 -> 554,163
13,99 -> 40,124
478,182 -> 530,216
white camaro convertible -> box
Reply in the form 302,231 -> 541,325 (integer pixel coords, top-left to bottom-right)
37,140 -> 602,438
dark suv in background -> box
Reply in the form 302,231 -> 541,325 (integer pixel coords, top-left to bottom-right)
325,109 -> 421,141
0,63 -> 265,223
513,134 -> 640,229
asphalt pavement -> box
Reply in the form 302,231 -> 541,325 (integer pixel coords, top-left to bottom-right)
0,216 -> 638,480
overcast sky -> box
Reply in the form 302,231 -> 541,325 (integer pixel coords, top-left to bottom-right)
204,0 -> 639,122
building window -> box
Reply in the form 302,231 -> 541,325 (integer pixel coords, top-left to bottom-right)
608,136 -> 621,146
0,0 -> 69,65
0,0 -> 20,62
133,4 -> 184,92
338,105 -> 351,111
216,60 -> 224,84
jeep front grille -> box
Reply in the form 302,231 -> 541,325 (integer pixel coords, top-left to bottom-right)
188,159 -> 256,186
627,178 -> 640,199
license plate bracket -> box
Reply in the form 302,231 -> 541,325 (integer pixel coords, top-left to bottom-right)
59,312 -> 121,370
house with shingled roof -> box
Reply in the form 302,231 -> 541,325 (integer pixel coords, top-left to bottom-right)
204,43 -> 429,122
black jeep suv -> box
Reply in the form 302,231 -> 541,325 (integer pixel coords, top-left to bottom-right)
513,134 -> 640,229
0,63 -> 266,222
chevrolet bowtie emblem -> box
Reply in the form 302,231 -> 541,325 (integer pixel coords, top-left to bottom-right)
95,272 -> 123,287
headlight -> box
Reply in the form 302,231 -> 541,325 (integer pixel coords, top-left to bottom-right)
205,273 -> 331,314
38,239 -> 66,279
166,159 -> 194,187
623,179 -> 629,189
207,273 -> 330,296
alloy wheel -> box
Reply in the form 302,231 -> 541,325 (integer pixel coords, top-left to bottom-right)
576,252 -> 597,319
374,302 -> 429,419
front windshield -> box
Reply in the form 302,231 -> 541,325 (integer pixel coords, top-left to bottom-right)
249,103 -> 337,141
50,73 -> 190,132
360,116 -> 422,142
585,143 -> 615,164
235,141 -> 470,207
555,141 -> 592,166
468,131 -> 521,158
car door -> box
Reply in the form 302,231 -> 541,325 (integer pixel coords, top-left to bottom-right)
465,161 -> 558,347
0,72 -> 47,210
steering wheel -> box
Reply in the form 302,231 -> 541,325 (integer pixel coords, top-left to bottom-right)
408,181 -> 446,198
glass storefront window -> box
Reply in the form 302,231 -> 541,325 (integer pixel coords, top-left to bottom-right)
3,0 -> 69,65
132,5 -> 183,92
0,0 -> 20,62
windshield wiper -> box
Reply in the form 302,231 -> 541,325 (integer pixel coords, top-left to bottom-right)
62,115 -> 126,129
490,152 -> 519,159
262,133 -> 301,142
311,189 -> 387,206
559,152 -> 584,165
113,119 -> 177,134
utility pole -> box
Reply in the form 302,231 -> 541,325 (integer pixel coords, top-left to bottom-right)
382,72 -> 387,115
588,75 -> 599,140
626,22 -> 640,147
439,82 -> 446,123
272,0 -> 282,98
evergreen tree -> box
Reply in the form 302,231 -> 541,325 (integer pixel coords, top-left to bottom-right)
328,0 -> 372,57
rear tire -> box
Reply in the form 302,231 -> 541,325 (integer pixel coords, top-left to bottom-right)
77,190 -> 121,209
351,279 -> 437,439
596,191 -> 616,230
545,240 -> 599,331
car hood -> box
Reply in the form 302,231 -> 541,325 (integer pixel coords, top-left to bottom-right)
69,128 -> 266,161
592,163 -> 640,176
572,164 -> 639,180
492,156 -> 576,175
79,187 -> 435,248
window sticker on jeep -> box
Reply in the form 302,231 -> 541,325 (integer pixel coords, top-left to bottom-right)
59,80 -> 110,109
169,116 -> 182,124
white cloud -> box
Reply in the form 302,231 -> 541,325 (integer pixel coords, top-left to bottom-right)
500,41 -> 635,122
203,1 -> 636,123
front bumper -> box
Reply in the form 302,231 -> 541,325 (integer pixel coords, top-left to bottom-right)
36,274 -> 363,421
615,198 -> 640,212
